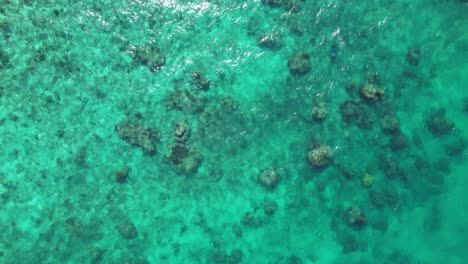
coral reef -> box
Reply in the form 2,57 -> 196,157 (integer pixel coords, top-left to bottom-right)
345,82 -> 358,97
286,15 -> 305,36
340,101 -> 362,124
208,249 -> 243,264
261,0 -> 287,7
361,173 -> 374,187
256,33 -> 283,50
191,71 -> 210,91
307,144 -> 333,168
360,83 -> 384,101
2,1 -> 465,263
380,114 -> 400,133
129,44 -> 166,71
406,48 -> 422,65
311,102 -> 328,121
258,168 -> 281,190
426,108 -> 454,136
114,166 -> 130,183
444,136 -> 467,156
288,51 -> 311,77
116,220 -> 138,239
379,156 -> 407,180
463,97 -> 468,113
164,89 -> 206,114
174,120 -> 191,143
261,0 -> 303,12
232,224 -> 243,238
241,212 -> 263,227
345,206 -> 367,228
389,131 -> 408,151
115,118 -> 158,155
263,199 -> 279,216
219,96 -> 239,114
74,147 -> 87,166
165,143 -> 203,174
369,190 -> 398,208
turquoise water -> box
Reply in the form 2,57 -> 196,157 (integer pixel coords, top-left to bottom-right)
0,0 -> 467,263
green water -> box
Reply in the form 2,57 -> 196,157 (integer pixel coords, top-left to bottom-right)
0,0 -> 467,263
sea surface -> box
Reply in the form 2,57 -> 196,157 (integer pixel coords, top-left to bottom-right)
0,0 -> 467,263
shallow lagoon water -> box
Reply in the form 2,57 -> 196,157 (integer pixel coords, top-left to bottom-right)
0,0 -> 467,263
